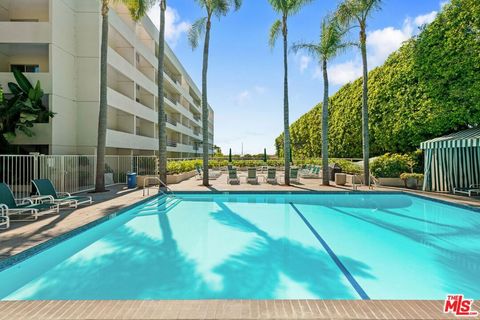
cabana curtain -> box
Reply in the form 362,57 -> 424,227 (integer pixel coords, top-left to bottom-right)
420,128 -> 480,192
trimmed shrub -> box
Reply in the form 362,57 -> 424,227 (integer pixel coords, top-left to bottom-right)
370,153 -> 415,178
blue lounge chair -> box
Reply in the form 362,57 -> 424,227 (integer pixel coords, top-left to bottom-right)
32,179 -> 92,208
0,182 -> 59,223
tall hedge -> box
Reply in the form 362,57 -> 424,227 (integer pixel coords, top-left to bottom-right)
276,0 -> 480,158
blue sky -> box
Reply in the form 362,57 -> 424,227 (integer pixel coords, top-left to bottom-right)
148,0 -> 448,155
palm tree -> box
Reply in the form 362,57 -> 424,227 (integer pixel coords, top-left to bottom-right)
268,0 -> 313,185
95,0 -> 150,192
188,0 -> 242,186
156,0 -> 167,186
335,0 -> 382,186
292,16 -> 350,186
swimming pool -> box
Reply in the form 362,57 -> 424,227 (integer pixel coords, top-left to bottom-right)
0,192 -> 479,300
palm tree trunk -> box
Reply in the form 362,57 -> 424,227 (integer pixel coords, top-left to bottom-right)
95,2 -> 109,193
201,15 -> 212,187
360,26 -> 370,186
158,0 -> 167,185
282,16 -> 291,185
322,59 -> 329,186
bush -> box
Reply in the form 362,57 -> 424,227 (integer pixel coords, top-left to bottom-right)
276,0 -> 480,158
370,153 -> 415,178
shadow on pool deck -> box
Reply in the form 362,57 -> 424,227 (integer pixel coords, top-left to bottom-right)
0,185 -> 149,260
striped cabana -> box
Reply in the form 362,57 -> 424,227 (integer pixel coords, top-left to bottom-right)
420,127 -> 480,192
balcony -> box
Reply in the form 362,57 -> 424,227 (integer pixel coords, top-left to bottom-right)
107,129 -> 157,150
0,22 -> 50,43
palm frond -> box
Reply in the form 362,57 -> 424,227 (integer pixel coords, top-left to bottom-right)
290,43 -> 320,57
188,17 -> 208,49
286,0 -> 314,16
267,0 -> 285,14
269,19 -> 282,49
127,0 -> 155,21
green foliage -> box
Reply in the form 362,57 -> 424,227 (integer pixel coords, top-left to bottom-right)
400,173 -> 424,181
276,0 -> 480,158
165,158 -> 362,174
370,153 -> 415,178
0,70 -> 54,149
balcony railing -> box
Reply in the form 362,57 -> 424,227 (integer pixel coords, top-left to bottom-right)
165,115 -> 177,126
167,140 -> 177,147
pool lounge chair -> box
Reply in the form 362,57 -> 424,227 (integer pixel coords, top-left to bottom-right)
0,206 -> 9,229
453,184 -> 480,197
32,179 -> 92,208
266,168 -> 277,184
227,168 -> 240,185
280,168 -> 300,184
247,167 -> 258,184
0,182 -> 59,222
195,165 -> 222,180
290,168 -> 300,184
301,166 -> 320,178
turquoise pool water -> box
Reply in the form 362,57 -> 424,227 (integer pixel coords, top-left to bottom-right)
0,193 -> 479,300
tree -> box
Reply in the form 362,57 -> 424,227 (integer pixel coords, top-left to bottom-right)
0,70 -> 54,153
95,0 -> 150,192
336,0 -> 381,186
188,0 -> 242,186
292,16 -> 350,185
156,0 -> 167,185
268,0 -> 313,185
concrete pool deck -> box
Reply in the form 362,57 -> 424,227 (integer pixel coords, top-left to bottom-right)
1,176 -> 479,319
0,299 -> 473,319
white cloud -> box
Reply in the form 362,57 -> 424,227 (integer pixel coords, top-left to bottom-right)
414,11 -> 438,26
318,61 -> 362,85
299,55 -> 312,73
254,86 -> 266,94
320,9 -> 439,86
147,6 -> 190,47
234,90 -> 251,106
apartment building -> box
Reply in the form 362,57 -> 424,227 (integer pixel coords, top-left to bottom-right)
0,0 -> 214,158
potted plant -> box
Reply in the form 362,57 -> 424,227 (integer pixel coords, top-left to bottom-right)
400,173 -> 424,189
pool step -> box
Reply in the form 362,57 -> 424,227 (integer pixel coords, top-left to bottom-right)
136,197 -> 181,216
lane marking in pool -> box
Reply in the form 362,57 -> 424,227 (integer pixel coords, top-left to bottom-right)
289,202 -> 370,300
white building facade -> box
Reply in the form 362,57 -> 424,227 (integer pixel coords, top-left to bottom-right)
0,0 -> 214,158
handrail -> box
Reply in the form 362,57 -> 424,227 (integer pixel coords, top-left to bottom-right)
143,176 -> 176,197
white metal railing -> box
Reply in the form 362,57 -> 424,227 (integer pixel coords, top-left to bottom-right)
0,155 -> 157,198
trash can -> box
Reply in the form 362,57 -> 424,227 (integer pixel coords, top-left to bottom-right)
127,172 -> 137,189
328,164 -> 342,181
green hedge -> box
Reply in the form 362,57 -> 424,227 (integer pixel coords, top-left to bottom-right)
166,158 -> 362,174
276,0 -> 480,158
370,153 -> 415,178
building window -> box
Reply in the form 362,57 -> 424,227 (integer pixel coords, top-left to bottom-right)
11,64 -> 40,73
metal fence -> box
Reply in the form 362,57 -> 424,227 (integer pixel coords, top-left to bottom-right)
0,155 -> 157,198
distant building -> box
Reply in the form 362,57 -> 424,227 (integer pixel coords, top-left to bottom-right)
0,0 -> 214,157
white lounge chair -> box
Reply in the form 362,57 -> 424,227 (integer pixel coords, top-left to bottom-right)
453,184 -> 480,197
32,179 -> 92,208
266,168 -> 277,184
0,182 -> 59,224
227,168 -> 240,185
247,168 -> 259,184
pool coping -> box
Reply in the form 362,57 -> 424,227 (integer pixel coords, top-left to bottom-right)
1,190 -> 478,273
0,299 -> 468,319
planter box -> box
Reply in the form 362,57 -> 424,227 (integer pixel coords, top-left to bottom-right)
377,177 -> 404,187
405,177 -> 424,189
167,170 -> 197,184
346,174 -> 363,185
